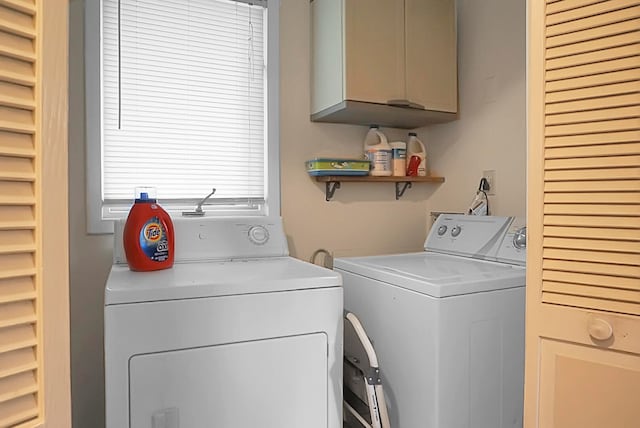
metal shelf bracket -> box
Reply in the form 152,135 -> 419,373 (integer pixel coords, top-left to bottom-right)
395,182 -> 412,200
325,181 -> 341,201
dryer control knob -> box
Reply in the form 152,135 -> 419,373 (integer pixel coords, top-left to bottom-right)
437,225 -> 448,236
451,226 -> 462,237
513,227 -> 527,249
248,225 -> 269,245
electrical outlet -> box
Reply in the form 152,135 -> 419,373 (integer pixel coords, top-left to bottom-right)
482,170 -> 496,196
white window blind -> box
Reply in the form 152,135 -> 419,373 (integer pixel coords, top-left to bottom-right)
101,0 -> 267,213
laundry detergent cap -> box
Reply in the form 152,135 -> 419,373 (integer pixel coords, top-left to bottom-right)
134,186 -> 157,203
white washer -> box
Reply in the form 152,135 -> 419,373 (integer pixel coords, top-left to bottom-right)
105,217 -> 343,428
335,215 -> 526,428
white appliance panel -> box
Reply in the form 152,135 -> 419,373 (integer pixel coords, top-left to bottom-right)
113,217 -> 289,264
437,288 -> 525,428
334,252 -> 524,297
336,215 -> 526,428
424,215 -> 513,259
339,270 -> 525,428
496,218 -> 527,265
130,334 -> 328,428
340,270 -> 439,428
106,256 -> 341,305
105,287 -> 343,428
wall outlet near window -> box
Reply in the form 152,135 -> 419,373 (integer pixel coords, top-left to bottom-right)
482,170 -> 496,196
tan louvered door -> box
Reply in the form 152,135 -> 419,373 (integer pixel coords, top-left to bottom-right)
0,0 -> 70,427
525,1 -> 640,427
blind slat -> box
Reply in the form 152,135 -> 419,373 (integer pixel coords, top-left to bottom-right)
544,215 -> 640,229
546,130 -> 640,147
543,282 -> 640,305
546,0 -> 640,26
544,258 -> 640,278
544,226 -> 640,241
545,118 -> 640,136
545,155 -> 640,170
546,43 -> 640,70
545,92 -> 640,114
545,56 -> 640,82
546,143 -> 640,159
542,269 -> 640,289
547,31 -> 640,61
545,105 -> 640,125
543,248 -> 640,268
544,167 -> 640,181
0,394 -> 38,427
543,237 -> 640,254
543,203 -> 639,216
545,80 -> 640,103
544,179 -> 640,193
542,292 -> 640,316
546,6 -> 640,38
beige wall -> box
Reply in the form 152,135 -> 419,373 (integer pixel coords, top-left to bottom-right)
420,0 -> 527,219
67,0 -> 525,426
280,0 -> 436,261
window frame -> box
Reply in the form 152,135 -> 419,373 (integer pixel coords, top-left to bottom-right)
84,0 -> 280,234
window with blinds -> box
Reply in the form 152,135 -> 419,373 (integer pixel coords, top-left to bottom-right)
96,0 -> 274,222
542,0 -> 640,316
0,0 -> 41,426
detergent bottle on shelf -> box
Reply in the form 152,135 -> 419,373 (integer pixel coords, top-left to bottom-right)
406,132 -> 427,177
123,187 -> 175,271
363,125 -> 392,176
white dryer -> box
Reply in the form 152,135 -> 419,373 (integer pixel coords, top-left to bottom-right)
335,215 -> 526,428
104,217 -> 343,428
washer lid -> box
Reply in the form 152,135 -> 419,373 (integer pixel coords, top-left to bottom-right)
105,257 -> 341,305
334,252 -> 525,298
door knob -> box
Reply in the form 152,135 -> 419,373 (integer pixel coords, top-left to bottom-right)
587,317 -> 613,341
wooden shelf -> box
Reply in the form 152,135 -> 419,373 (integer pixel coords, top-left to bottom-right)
314,175 -> 445,201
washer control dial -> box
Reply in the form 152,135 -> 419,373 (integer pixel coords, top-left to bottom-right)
437,225 -> 448,236
513,227 -> 526,250
451,225 -> 462,237
248,225 -> 269,245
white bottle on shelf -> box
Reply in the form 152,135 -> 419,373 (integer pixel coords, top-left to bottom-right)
363,125 -> 392,176
407,132 -> 427,177
390,141 -> 407,177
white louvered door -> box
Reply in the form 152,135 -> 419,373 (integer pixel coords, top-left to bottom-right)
0,0 -> 70,427
526,1 -> 640,427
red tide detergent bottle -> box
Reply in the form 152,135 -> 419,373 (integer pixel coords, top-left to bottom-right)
123,187 -> 175,271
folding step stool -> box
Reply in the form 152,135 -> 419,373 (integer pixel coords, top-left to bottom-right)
343,312 -> 391,428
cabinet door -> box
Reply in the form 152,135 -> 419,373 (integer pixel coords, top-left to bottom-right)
535,306 -> 640,428
539,336 -> 640,427
405,0 -> 457,112
0,0 -> 71,427
344,0 -> 405,105
526,1 -> 640,427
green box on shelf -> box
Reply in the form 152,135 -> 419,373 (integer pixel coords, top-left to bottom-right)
306,158 -> 370,176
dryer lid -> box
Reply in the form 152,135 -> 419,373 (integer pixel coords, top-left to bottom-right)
334,252 -> 524,298
105,256 -> 341,305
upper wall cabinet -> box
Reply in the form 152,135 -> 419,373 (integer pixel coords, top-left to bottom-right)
311,0 -> 458,129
